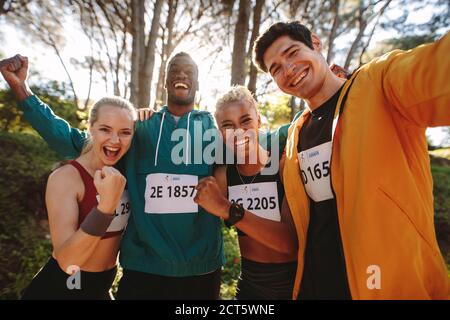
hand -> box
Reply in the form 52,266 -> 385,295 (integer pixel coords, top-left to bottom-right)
137,107 -> 154,121
330,63 -> 349,79
94,166 -> 126,214
194,176 -> 231,219
0,54 -> 32,101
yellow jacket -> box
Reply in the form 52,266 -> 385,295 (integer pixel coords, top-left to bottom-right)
284,32 -> 450,299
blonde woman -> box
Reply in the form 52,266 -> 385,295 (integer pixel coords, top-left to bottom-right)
1,54 -> 137,300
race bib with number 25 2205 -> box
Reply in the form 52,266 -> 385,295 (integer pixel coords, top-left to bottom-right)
228,181 -> 281,222
298,141 -> 334,202
144,173 -> 198,214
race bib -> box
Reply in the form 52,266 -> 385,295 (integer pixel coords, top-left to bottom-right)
228,181 -> 280,222
144,173 -> 198,214
298,141 -> 334,202
96,190 -> 131,232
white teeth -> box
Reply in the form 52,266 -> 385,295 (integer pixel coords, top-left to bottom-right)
174,82 -> 188,89
292,69 -> 309,86
105,146 -> 120,152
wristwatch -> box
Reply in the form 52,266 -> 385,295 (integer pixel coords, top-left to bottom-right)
225,202 -> 245,227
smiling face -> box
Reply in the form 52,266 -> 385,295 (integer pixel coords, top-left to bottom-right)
165,55 -> 199,106
263,35 -> 329,101
89,105 -> 135,166
216,100 -> 260,162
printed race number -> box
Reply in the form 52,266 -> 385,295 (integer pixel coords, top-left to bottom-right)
298,141 -> 334,202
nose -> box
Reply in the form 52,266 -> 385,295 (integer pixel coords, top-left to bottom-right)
284,63 -> 296,78
110,132 -> 120,144
175,70 -> 188,79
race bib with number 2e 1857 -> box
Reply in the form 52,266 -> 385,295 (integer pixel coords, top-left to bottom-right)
298,141 -> 334,202
228,181 -> 281,221
144,173 -> 198,214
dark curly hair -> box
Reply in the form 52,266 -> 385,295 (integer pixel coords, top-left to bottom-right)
253,21 -> 313,73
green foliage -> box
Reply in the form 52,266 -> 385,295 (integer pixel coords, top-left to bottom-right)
364,34 -> 437,63
0,131 -> 58,299
0,81 -> 87,134
259,94 -> 292,131
430,150 -> 450,264
220,225 -> 241,300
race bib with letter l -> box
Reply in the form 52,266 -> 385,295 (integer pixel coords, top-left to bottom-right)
96,190 -> 131,232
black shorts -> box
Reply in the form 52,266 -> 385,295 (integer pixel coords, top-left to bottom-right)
21,257 -> 117,300
116,268 -> 221,300
236,258 -> 297,300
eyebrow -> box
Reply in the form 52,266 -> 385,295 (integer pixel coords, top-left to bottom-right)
268,44 -> 298,74
99,124 -> 132,130
220,120 -> 233,126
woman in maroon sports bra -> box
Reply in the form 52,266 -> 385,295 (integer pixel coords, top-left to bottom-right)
21,96 -> 136,300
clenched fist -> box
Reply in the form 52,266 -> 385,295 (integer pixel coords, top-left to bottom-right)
94,166 -> 127,214
0,54 -> 32,101
194,176 -> 231,219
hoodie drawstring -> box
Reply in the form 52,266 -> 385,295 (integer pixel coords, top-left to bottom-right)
154,112 -> 166,166
185,112 -> 192,165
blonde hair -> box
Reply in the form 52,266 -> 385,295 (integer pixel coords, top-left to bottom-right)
81,96 -> 137,155
214,85 -> 258,118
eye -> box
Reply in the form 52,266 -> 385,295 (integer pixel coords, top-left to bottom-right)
100,128 -> 110,132
120,131 -> 132,136
288,49 -> 298,57
272,67 -> 280,76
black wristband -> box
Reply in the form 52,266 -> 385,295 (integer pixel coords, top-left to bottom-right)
80,206 -> 115,237
225,202 -> 245,228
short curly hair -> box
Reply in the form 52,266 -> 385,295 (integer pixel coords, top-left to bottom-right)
214,86 -> 257,118
253,21 -> 313,73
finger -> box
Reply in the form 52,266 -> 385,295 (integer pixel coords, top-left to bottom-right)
144,109 -> 150,120
138,109 -> 144,121
195,181 -> 207,190
101,166 -> 112,177
19,55 -> 28,70
94,170 -> 102,182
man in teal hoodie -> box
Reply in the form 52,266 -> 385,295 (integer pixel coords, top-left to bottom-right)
1,52 -> 225,299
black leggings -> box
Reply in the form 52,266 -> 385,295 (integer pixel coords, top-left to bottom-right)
116,268 -> 221,300
236,258 -> 297,300
21,257 -> 117,300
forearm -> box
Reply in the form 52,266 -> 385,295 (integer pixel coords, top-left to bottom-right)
18,95 -> 87,158
53,231 -> 103,273
235,212 -> 298,254
10,82 -> 33,101
52,207 -> 116,272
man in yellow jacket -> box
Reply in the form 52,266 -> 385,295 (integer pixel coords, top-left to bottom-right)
253,21 -> 449,300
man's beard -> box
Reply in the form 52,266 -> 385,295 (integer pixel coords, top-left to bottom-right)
167,92 -> 195,106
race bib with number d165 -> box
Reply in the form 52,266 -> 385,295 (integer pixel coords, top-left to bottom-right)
228,181 -> 281,222
298,141 -> 334,202
144,173 -> 198,214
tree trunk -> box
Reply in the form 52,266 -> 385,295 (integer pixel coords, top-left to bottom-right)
138,0 -> 164,108
130,0 -> 145,106
230,0 -> 251,86
326,0 -> 340,64
155,0 -> 177,109
344,4 -> 366,70
247,0 -> 264,96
